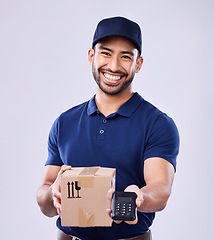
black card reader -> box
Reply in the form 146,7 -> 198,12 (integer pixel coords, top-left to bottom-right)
111,191 -> 137,221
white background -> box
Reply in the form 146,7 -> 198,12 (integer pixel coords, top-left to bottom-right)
1,0 -> 213,239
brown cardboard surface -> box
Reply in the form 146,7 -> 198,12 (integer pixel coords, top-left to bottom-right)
79,166 -> 100,175
78,207 -> 94,226
61,166 -> 116,227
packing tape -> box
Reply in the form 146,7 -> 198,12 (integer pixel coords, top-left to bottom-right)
78,175 -> 94,188
79,207 -> 95,227
79,167 -> 100,175
78,167 -> 100,188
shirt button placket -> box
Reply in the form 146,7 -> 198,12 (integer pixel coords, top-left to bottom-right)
98,118 -> 107,141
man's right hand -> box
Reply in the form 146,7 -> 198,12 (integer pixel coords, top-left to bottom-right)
52,165 -> 72,217
37,164 -> 71,217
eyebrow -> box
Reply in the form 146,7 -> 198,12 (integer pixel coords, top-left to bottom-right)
121,51 -> 134,56
98,46 -> 134,56
98,46 -> 113,52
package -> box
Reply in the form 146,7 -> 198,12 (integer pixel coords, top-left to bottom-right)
61,166 -> 116,227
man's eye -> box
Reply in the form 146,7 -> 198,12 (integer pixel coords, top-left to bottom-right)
101,51 -> 110,56
122,55 -> 132,60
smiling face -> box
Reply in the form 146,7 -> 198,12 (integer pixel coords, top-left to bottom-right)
88,36 -> 143,96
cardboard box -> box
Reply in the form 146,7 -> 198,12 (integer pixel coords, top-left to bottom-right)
61,166 -> 116,227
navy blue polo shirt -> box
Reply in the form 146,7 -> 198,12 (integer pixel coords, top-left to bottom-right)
46,92 -> 179,240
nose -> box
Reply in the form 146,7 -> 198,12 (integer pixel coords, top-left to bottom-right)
108,56 -> 120,72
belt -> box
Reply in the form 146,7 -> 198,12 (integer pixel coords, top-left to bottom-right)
58,229 -> 152,240
119,230 -> 152,240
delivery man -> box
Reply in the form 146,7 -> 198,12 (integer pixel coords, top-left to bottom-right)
37,16 -> 179,240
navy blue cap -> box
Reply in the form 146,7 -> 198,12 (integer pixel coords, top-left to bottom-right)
92,16 -> 142,54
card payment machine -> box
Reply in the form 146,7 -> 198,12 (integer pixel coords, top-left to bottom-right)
111,191 -> 137,221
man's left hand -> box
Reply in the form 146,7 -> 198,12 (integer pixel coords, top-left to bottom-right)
107,185 -> 144,225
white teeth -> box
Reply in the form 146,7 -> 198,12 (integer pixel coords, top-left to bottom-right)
104,73 -> 121,81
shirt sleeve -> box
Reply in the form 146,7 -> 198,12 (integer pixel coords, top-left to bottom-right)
45,117 -> 64,166
143,113 -> 180,170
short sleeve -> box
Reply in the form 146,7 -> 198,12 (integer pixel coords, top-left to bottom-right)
143,114 -> 180,170
45,117 -> 63,166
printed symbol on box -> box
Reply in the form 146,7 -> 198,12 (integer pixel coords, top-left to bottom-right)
75,181 -> 81,198
67,181 -> 81,198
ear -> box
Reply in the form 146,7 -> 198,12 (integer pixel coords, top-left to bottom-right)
88,48 -> 94,66
135,56 -> 143,73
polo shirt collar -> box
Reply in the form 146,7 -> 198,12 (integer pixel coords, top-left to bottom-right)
87,92 -> 144,118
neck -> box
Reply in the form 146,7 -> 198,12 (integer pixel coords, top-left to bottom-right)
95,87 -> 134,117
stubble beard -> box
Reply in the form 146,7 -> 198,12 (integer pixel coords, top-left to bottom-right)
92,65 -> 135,96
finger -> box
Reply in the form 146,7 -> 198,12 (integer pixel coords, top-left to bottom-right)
58,210 -> 62,218
53,189 -> 61,199
136,191 -> 144,208
53,197 -> 61,213
106,207 -> 122,225
107,188 -> 114,209
56,165 -> 72,192
106,208 -> 111,216
54,200 -> 61,211
125,218 -> 138,225
114,220 -> 122,224
61,165 -> 72,171
124,185 -> 143,208
107,188 -> 114,199
107,209 -> 122,224
124,184 -> 138,192
125,209 -> 138,225
59,165 -> 72,176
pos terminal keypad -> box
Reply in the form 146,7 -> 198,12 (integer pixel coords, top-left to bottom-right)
111,191 -> 137,221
